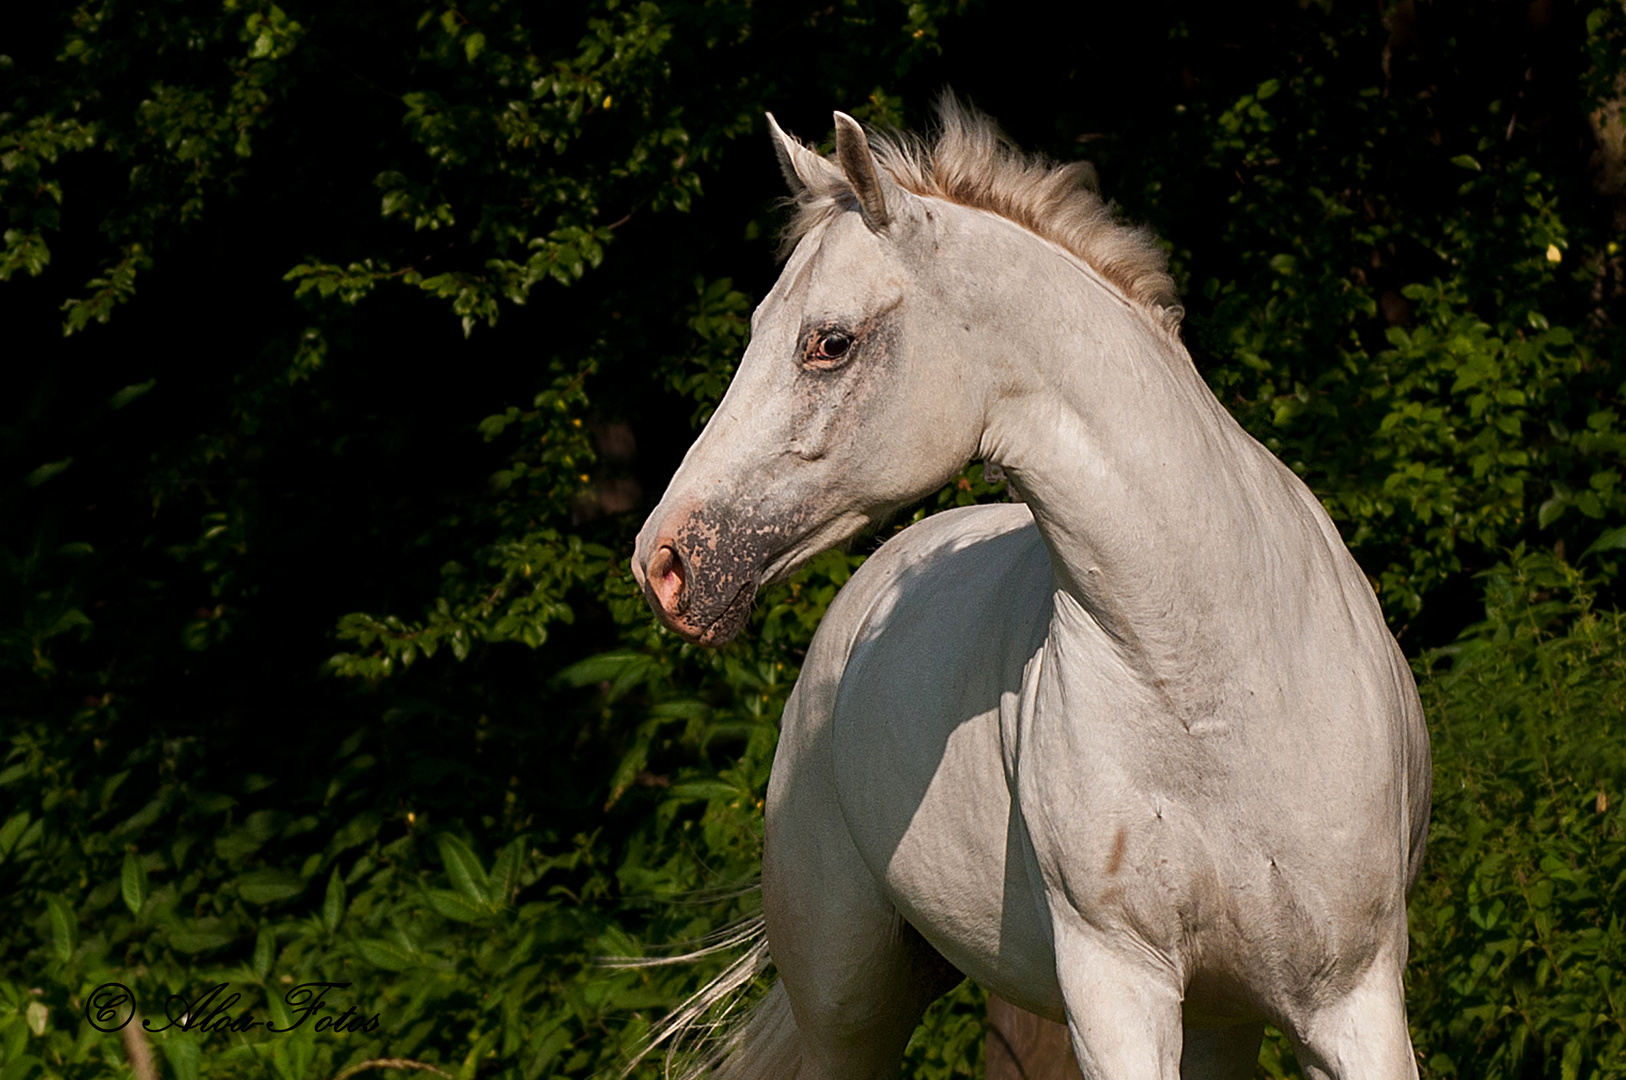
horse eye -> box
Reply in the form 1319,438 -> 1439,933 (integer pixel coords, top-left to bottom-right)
816,332 -> 852,360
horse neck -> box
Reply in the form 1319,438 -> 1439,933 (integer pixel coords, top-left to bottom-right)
969,232 -> 1354,706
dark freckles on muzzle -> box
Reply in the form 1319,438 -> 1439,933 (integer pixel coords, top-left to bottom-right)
632,504 -> 801,646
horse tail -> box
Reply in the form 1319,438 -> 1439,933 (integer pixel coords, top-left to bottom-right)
703,978 -> 806,1080
613,909 -> 809,1080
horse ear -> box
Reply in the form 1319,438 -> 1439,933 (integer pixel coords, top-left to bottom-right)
832,111 -> 889,232
767,112 -> 838,196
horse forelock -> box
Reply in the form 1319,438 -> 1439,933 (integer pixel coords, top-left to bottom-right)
779,96 -> 1184,333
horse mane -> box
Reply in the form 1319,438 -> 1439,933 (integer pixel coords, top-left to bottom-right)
782,97 -> 1184,332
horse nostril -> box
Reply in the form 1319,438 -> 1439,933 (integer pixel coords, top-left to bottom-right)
648,544 -> 688,617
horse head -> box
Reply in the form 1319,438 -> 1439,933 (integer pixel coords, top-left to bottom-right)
631,113 -> 991,644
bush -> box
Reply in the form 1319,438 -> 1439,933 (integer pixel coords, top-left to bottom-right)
1408,550 -> 1626,1080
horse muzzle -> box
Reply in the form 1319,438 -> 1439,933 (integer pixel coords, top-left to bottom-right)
632,514 -> 765,646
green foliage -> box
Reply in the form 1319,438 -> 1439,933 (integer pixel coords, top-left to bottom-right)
4,1 -> 1626,1079
1179,5 -> 1626,624
1408,551 -> 1626,1080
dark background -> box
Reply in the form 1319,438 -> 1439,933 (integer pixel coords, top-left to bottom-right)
3,2 -> 1624,1078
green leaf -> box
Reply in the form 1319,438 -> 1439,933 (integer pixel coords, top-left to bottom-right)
121,851 -> 149,915
425,888 -> 489,923
522,1018 -> 572,1080
321,865 -> 347,932
1581,525 -> 1626,559
1560,1038 -> 1582,1080
0,813 -> 29,860
168,918 -> 237,954
107,378 -> 156,409
270,1024 -> 316,1080
1450,154 -> 1482,171
160,1033 -> 201,1080
24,459 -> 72,487
490,837 -> 525,904
44,607 -> 91,639
330,808 -> 382,852
236,869 -> 307,904
44,894 -> 78,961
551,649 -> 649,689
0,1056 -> 43,1080
252,925 -> 276,982
666,779 -> 739,801
605,731 -> 652,810
355,938 -> 415,972
436,833 -> 493,907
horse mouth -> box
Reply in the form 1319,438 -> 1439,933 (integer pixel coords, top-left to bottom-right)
643,563 -> 759,647
691,576 -> 758,646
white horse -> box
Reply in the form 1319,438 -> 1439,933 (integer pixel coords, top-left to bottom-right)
631,101 -> 1431,1080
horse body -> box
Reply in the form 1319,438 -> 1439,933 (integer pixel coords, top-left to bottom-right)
774,504 -> 1061,1017
632,103 -> 1430,1080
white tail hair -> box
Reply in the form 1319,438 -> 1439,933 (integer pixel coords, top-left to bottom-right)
609,910 -> 805,1080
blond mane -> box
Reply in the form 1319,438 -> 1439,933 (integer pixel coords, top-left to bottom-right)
783,98 -> 1183,332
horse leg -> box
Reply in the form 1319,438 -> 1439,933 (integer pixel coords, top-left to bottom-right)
710,833 -> 954,1080
758,812 -> 960,1080
751,675 -> 961,1080
1287,955 -> 1417,1080
1179,1024 -> 1263,1080
987,996 -> 1081,1080
1051,925 -> 1185,1080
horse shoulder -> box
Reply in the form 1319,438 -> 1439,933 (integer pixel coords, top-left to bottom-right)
815,505 -> 1064,1001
